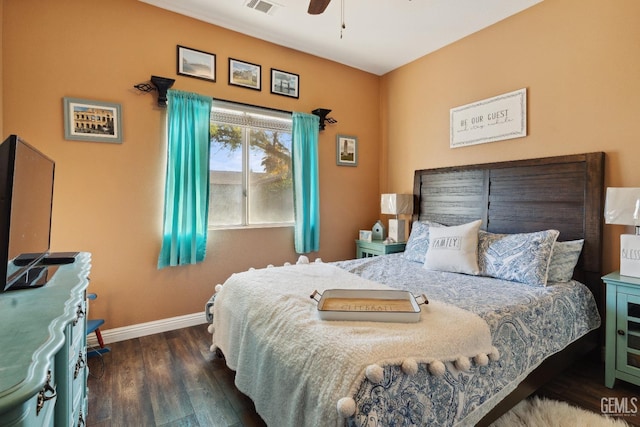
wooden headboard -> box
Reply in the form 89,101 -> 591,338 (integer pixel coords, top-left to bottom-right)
413,152 -> 605,309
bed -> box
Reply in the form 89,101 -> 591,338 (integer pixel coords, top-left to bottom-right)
207,152 -> 605,426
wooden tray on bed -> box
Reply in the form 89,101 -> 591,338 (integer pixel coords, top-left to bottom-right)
311,289 -> 426,323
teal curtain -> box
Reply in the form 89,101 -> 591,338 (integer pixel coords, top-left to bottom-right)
158,89 -> 212,269
292,112 -> 320,253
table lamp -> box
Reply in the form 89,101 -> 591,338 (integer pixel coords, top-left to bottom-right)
381,194 -> 413,242
604,187 -> 640,278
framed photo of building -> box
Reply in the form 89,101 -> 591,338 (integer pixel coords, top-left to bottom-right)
336,134 -> 358,166
63,97 -> 122,143
270,68 -> 299,98
177,45 -> 216,82
229,58 -> 261,91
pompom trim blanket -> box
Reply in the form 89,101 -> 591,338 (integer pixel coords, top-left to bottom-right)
211,263 -> 497,427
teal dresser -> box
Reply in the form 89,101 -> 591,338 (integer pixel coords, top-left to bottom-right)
0,253 -> 91,426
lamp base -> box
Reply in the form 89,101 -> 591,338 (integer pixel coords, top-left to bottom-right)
388,219 -> 406,243
620,234 -> 640,278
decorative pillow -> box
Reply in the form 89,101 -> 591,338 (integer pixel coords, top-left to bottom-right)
423,219 -> 482,275
547,239 -> 584,283
403,221 -> 442,263
478,229 -> 560,287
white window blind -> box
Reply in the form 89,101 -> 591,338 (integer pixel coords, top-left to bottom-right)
211,99 -> 292,132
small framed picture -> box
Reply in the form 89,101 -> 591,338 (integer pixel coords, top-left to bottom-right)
336,135 -> 358,166
229,58 -> 261,91
177,45 -> 216,82
63,97 -> 122,143
358,230 -> 373,242
270,68 -> 299,98
359,230 -> 372,242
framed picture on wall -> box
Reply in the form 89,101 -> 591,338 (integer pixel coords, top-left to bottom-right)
63,97 -> 122,143
177,45 -> 216,82
270,68 -> 299,98
229,58 -> 261,91
336,134 -> 358,166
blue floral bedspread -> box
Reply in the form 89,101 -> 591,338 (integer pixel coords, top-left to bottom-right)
332,254 -> 600,427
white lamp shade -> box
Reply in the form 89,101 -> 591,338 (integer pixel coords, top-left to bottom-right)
604,187 -> 640,225
381,194 -> 413,215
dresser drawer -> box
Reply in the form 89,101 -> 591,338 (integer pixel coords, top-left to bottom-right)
0,368 -> 57,427
70,374 -> 87,427
71,349 -> 87,412
70,300 -> 86,349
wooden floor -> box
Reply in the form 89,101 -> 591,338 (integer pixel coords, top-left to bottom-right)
86,324 -> 640,426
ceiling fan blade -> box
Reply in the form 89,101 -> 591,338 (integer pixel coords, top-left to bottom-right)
308,0 -> 331,15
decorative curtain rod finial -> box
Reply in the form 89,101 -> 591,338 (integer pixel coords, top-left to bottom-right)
133,75 -> 175,107
311,108 -> 337,131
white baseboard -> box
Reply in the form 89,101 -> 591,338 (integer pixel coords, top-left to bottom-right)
86,312 -> 208,347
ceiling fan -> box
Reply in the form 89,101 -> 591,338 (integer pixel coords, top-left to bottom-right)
307,0 -> 331,15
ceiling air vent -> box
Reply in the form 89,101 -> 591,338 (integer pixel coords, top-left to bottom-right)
245,0 -> 277,15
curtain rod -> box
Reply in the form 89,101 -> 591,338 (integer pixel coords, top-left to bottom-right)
131,75 -> 296,114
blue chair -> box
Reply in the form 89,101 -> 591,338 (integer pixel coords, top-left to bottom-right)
86,293 -> 110,357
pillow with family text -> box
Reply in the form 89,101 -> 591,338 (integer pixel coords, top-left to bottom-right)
478,229 -> 559,287
403,221 -> 443,264
547,239 -> 584,283
423,219 -> 482,275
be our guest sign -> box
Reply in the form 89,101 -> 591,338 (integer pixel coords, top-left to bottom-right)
450,88 -> 527,148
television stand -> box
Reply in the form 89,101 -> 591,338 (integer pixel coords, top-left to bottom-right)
8,266 -> 50,290
40,252 -> 79,265
13,251 -> 78,267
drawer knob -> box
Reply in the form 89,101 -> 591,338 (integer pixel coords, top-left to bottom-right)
74,352 -> 86,379
73,303 -> 85,326
36,370 -> 56,415
618,329 -> 626,336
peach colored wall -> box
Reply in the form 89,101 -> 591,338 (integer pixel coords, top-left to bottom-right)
381,0 -> 640,276
2,0 -> 381,328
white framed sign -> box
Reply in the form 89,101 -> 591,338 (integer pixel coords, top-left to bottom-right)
450,88 -> 527,148
620,234 -> 640,278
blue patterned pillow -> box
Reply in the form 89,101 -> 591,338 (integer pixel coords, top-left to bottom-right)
478,229 -> 559,286
547,239 -> 584,282
402,221 -> 442,263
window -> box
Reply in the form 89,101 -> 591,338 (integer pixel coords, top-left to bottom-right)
209,100 -> 293,228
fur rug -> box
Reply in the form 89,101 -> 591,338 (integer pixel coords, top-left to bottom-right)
491,397 -> 631,427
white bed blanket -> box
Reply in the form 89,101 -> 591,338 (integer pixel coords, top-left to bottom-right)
211,263 -> 497,427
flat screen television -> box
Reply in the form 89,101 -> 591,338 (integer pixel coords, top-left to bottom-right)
0,135 -> 55,292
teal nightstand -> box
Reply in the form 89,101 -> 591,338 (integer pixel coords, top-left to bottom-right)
603,271 -> 640,388
356,239 -> 406,258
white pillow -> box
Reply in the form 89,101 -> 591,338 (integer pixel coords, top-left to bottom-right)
423,219 -> 482,275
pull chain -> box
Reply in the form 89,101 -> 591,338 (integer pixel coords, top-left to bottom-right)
340,0 -> 346,39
